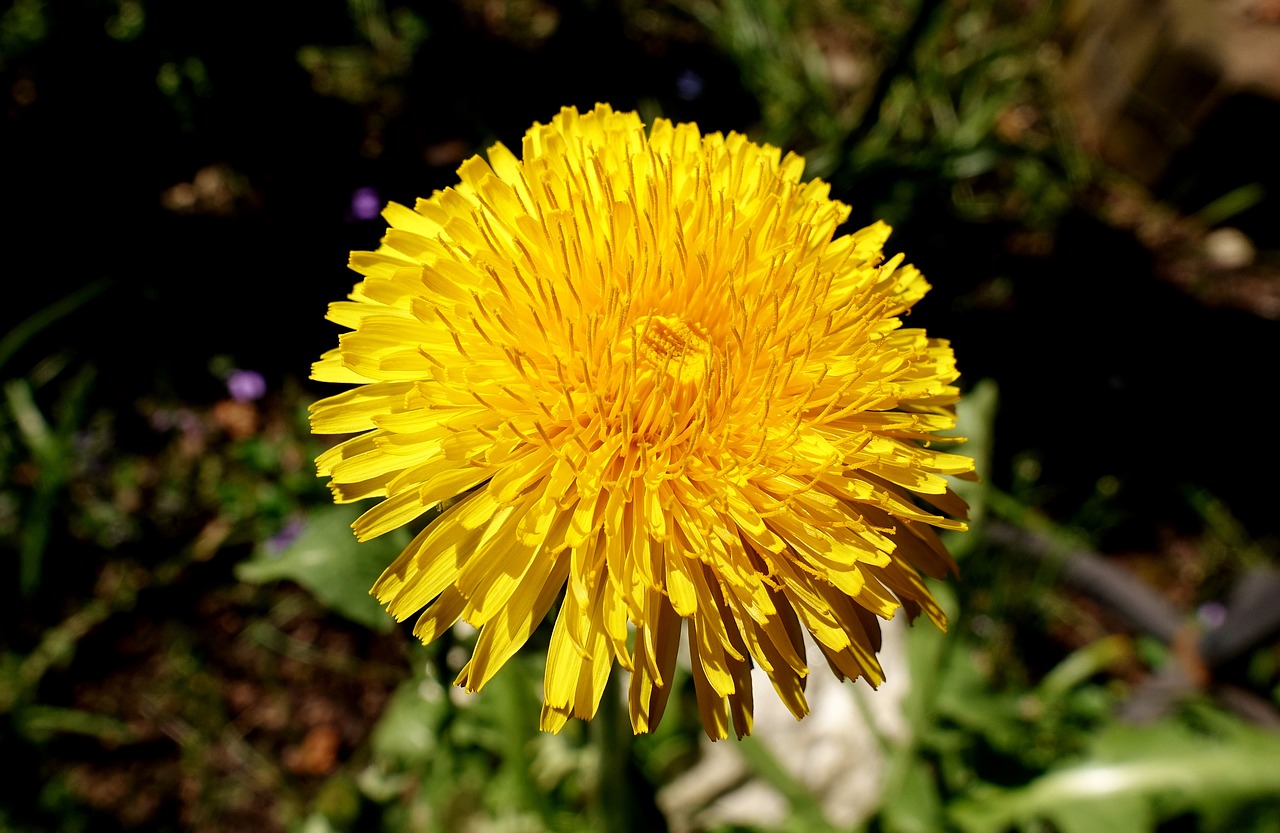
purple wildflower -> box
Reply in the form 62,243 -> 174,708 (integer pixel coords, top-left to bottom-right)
267,515 -> 307,554
227,369 -> 267,402
351,187 -> 381,221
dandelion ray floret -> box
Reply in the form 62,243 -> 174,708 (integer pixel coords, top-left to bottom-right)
311,103 -> 973,740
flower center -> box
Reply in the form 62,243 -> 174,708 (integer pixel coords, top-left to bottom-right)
634,315 -> 711,385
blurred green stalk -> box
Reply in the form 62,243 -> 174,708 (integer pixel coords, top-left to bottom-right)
595,670 -> 636,833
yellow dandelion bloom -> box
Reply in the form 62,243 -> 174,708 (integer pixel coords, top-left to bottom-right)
311,104 -> 973,740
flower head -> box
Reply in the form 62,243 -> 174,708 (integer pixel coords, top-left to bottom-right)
311,104 -> 972,739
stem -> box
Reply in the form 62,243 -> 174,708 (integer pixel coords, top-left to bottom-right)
492,661 -> 552,821
594,670 -> 634,833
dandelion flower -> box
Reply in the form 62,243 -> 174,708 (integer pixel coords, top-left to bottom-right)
310,104 -> 973,739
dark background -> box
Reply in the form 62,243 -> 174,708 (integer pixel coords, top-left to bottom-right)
3,1 -> 1279,830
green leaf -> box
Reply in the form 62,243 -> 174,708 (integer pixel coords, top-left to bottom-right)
944,379 -> 997,559
950,722 -> 1280,833
1193,183 -> 1265,228
882,758 -> 944,833
370,677 -> 446,769
1036,635 -> 1130,705
236,504 -> 410,631
13,704 -> 137,745
1049,795 -> 1153,833
0,278 -> 109,374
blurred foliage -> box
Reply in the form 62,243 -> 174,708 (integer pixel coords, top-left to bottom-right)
679,0 -> 1088,230
3,0 -> 1279,832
